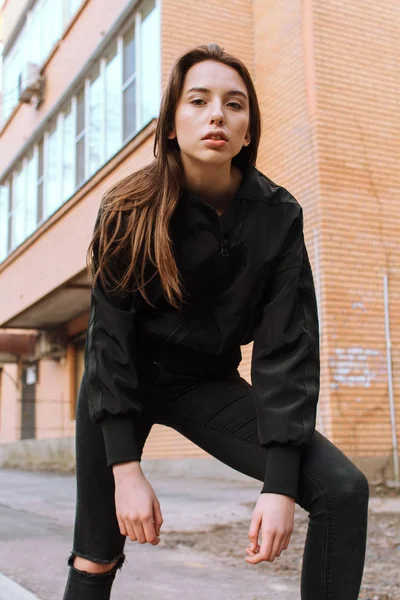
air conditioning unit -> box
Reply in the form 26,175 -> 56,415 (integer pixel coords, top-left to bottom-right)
18,62 -> 45,104
34,331 -> 67,361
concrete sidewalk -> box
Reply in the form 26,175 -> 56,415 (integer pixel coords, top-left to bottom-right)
1,467 -> 398,600
0,573 -> 40,600
0,467 -> 301,600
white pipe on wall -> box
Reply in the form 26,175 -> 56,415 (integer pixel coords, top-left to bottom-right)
383,273 -> 399,484
313,226 -> 325,436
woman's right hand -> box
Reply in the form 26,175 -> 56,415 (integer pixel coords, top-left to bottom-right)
112,461 -> 163,545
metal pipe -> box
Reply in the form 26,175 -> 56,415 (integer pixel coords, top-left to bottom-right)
383,273 -> 399,484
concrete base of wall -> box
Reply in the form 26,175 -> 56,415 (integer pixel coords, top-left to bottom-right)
0,437 -> 76,473
0,437 -> 399,486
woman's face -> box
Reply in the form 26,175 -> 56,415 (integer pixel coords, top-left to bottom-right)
168,60 -> 251,167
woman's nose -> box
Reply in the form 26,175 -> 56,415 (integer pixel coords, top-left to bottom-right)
210,110 -> 225,125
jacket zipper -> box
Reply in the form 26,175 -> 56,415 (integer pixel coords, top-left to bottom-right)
203,203 -> 230,256
162,201 -> 230,351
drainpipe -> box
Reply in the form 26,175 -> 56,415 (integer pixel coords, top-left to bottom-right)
383,273 -> 399,486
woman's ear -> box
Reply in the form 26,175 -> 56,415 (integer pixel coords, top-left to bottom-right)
243,128 -> 251,147
168,128 -> 176,140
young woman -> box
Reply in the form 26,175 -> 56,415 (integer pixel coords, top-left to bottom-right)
63,44 -> 369,599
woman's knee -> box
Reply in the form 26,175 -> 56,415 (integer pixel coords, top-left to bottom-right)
72,555 -> 120,575
334,464 -> 369,506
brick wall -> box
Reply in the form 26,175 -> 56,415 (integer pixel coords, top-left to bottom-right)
313,0 -> 400,456
1,0 -> 399,467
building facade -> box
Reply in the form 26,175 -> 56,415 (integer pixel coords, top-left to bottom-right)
0,0 -> 399,476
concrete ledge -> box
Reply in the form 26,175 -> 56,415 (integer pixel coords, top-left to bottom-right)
0,437 -> 75,473
0,436 -> 257,483
0,573 -> 40,600
140,457 -> 258,484
0,436 -> 399,486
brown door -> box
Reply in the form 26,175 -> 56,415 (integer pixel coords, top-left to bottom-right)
21,361 -> 37,440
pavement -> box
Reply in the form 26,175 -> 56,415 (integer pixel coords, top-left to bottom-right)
0,468 -> 399,600
0,468 -> 300,600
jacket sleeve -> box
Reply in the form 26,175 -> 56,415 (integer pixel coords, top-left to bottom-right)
84,225 -> 144,468
251,203 -> 320,502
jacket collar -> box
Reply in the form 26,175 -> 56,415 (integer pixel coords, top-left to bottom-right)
181,163 -> 257,235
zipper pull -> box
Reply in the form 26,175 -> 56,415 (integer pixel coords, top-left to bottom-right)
221,238 -> 230,256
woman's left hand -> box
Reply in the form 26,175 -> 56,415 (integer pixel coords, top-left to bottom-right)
245,492 -> 295,564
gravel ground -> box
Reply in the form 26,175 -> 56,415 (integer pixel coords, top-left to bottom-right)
160,483 -> 400,600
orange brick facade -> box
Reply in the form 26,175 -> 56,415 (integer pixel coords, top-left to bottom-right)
0,0 -> 399,475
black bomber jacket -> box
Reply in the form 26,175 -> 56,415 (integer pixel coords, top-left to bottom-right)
84,163 -> 320,501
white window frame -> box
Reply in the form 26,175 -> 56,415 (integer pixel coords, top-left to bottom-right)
0,0 -> 161,262
1,0 -> 84,126
0,180 -> 11,260
61,100 -> 77,202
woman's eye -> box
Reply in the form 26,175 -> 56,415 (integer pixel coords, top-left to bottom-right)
190,99 -> 242,109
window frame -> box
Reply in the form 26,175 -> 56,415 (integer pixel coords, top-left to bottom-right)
0,0 -> 160,262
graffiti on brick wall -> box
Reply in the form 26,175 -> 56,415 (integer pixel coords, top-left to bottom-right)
329,347 -> 387,389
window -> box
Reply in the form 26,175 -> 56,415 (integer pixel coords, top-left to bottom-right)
2,38 -> 24,123
65,0 -> 83,24
75,88 -> 86,186
123,26 -> 137,141
63,104 -> 75,201
0,0 -> 160,262
8,154 -> 38,251
37,140 -> 44,223
11,165 -> 27,249
0,184 -> 10,261
88,65 -> 103,176
105,42 -> 122,160
28,2 -> 46,67
36,0 -> 63,66
1,0 -> 83,125
140,0 -> 160,125
44,121 -> 61,218
26,150 -> 38,238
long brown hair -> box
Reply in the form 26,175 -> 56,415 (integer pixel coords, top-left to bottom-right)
87,43 -> 261,309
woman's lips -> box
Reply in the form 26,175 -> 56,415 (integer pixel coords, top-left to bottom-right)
202,138 -> 228,149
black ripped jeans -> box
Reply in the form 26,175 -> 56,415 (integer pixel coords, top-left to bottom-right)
63,340 -> 369,600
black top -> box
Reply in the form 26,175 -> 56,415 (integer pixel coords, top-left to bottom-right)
84,163 -> 320,500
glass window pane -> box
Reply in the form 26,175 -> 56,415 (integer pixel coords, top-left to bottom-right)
37,140 -> 44,223
105,44 -> 122,160
66,0 -> 82,22
26,152 -> 38,237
140,0 -> 160,125
38,182 -> 44,223
76,138 -> 85,186
123,27 -> 136,83
38,138 -> 44,178
29,4 -> 42,66
0,184 -> 9,261
11,167 -> 26,249
77,88 -> 85,135
63,107 -> 75,200
45,124 -> 61,217
123,81 -> 136,141
41,0 -> 62,60
89,67 -> 103,176
3,42 -> 22,122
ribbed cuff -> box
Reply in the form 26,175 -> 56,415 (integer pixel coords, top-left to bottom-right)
260,444 -> 301,501
101,415 -> 141,467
